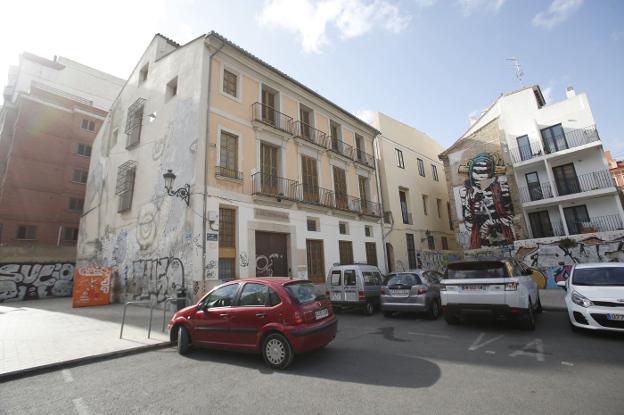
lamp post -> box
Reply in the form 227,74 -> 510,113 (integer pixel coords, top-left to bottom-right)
163,169 -> 190,207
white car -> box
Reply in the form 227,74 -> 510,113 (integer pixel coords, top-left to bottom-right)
440,258 -> 541,330
558,263 -> 624,333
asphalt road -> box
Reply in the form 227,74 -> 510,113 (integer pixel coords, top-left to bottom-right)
1,310 -> 623,415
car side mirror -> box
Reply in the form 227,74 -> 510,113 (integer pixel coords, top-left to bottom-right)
556,280 -> 567,291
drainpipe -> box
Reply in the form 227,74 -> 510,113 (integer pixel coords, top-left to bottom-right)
57,225 -> 63,246
373,133 -> 390,273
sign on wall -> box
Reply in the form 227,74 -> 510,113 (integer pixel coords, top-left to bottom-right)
72,267 -> 111,308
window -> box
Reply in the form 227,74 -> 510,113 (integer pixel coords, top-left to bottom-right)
526,172 -> 544,201
203,284 -> 239,308
333,166 -> 348,209
417,158 -> 425,177
299,105 -> 314,140
63,227 -> 79,241
447,202 -> 454,230
219,208 -> 235,248
339,221 -> 348,235
166,77 -> 178,101
331,270 -> 341,286
431,164 -> 439,181
427,235 -> 435,250
441,236 -> 449,250
139,63 -> 149,84
541,124 -> 567,154
529,211 -> 554,238
69,197 -> 84,212
553,163 -> 580,196
330,121 -> 342,152
223,69 -> 238,97
285,282 -> 326,304
396,149 -> 404,169
268,287 -> 281,306
16,225 -> 36,240
365,242 -> 378,266
218,131 -> 239,179
355,134 -> 365,162
422,194 -> 428,216
365,225 -> 372,237
125,98 -> 145,148
399,190 -> 410,224
307,217 -> 318,232
306,239 -> 325,283
358,176 -> 369,212
406,233 -> 416,269
76,143 -> 92,157
301,156 -> 319,202
436,198 -> 442,218
517,135 -> 532,161
260,143 -> 279,193
563,205 -> 590,235
219,259 -> 235,281
115,161 -> 136,212
81,119 -> 95,132
343,269 -> 356,286
261,87 -> 279,126
363,271 -> 382,286
239,283 -> 268,306
72,169 -> 88,184
339,240 -> 353,265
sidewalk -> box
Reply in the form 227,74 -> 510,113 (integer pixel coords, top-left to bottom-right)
539,288 -> 567,311
0,297 -> 174,381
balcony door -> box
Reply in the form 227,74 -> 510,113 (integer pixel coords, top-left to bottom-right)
300,106 -> 312,140
553,163 -> 580,196
528,211 -> 554,238
564,205 -> 590,235
516,135 -> 532,161
355,134 -> 364,162
261,88 -> 276,126
333,166 -> 348,209
399,190 -> 409,224
541,124 -> 568,154
301,156 -> 319,203
260,143 -> 279,194
358,175 -> 369,212
525,172 -> 543,201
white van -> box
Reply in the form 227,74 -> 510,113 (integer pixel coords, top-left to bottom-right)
326,264 -> 384,315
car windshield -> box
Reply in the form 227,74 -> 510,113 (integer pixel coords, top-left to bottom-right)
285,282 -> 327,304
384,273 -> 418,286
446,262 -> 507,279
573,267 -> 624,286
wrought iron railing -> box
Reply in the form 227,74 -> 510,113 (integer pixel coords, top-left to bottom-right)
354,148 -> 375,168
293,121 -> 328,147
359,199 -> 382,217
509,141 -> 542,163
252,102 -> 293,134
329,136 -> 354,159
216,165 -> 243,180
567,214 -> 624,235
531,219 -> 566,238
555,170 -> 614,196
542,125 -> 600,155
519,181 -> 554,203
251,172 -> 299,200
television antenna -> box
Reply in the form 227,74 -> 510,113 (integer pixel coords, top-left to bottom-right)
506,57 -> 524,86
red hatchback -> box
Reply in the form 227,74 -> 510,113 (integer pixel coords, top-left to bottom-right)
168,278 -> 337,369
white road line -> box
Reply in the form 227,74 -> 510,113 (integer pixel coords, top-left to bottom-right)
468,333 -> 504,351
509,338 -> 545,362
73,398 -> 91,415
561,361 -> 574,366
62,369 -> 74,383
407,332 -> 451,339
485,350 -> 496,354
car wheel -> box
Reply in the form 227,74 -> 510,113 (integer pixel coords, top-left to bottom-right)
364,301 -> 375,316
427,300 -> 441,320
177,326 -> 190,355
383,311 -> 394,318
522,300 -> 536,331
536,296 -> 543,314
262,333 -> 293,370
444,313 -> 459,325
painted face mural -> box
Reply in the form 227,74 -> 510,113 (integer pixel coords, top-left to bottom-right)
458,153 -> 514,249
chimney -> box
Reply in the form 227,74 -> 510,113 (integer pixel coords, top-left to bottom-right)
566,86 -> 576,99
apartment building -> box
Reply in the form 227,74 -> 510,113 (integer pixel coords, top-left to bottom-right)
440,85 -> 624,249
371,113 -> 455,272
77,32 -> 384,303
0,53 -> 123,247
606,150 -> 624,191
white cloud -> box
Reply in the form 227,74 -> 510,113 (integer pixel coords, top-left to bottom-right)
532,0 -> 583,30
457,0 -> 506,16
257,0 -> 411,53
354,109 -> 376,124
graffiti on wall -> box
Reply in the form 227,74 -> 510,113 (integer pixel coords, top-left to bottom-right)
0,262 -> 75,302
416,251 -> 459,273
128,257 -> 184,303
456,152 -> 514,249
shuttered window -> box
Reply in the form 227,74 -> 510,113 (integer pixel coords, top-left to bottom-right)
306,239 -> 325,283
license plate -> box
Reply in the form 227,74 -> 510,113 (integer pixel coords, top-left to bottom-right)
462,285 -> 486,291
391,289 -> 409,296
607,313 -> 624,321
315,308 -> 329,320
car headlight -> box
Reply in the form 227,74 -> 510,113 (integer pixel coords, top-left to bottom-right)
571,291 -> 593,308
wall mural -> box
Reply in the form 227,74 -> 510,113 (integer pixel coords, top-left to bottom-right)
0,262 -> 75,302
457,152 -> 514,249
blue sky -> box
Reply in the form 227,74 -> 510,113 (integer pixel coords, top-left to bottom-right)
1,0 -> 623,156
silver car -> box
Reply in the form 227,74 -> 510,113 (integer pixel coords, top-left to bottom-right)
380,270 -> 444,319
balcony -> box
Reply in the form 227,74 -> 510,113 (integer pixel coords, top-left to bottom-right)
509,141 -> 542,164
252,102 -> 294,134
251,172 -> 299,201
292,121 -> 328,148
519,181 -> 554,203
567,214 -> 624,235
216,165 -> 243,181
329,136 -> 354,159
509,125 -> 601,164
354,148 -> 375,168
555,170 -> 614,196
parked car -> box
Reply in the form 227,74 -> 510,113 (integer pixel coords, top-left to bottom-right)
558,263 -> 624,333
327,264 -> 384,315
380,270 -> 444,319
168,278 -> 337,369
440,258 -> 541,330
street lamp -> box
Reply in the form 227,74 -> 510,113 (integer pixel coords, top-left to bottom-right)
163,169 -> 190,206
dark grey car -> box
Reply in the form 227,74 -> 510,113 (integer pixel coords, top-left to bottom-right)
380,270 -> 444,319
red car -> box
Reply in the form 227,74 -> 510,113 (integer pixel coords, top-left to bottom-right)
168,277 -> 337,369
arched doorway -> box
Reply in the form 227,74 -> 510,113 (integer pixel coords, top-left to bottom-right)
386,243 -> 395,273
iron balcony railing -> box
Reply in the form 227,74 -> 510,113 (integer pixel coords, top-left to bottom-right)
531,220 -> 566,238
567,214 -> 624,235
519,181 -> 554,203
216,165 -> 243,181
293,121 -> 328,148
555,170 -> 614,196
329,136 -> 354,159
252,102 -> 294,134
509,141 -> 542,163
251,172 -> 299,201
543,125 -> 600,155
297,183 -> 336,207
354,148 -> 375,168
359,199 -> 382,217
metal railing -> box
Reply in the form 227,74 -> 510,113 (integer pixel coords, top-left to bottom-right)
293,121 -> 328,147
329,136 -> 354,159
251,172 -> 299,201
119,300 -> 152,339
530,220 -> 566,238
359,199 -> 382,217
354,148 -> 375,168
252,102 -> 294,134
567,214 -> 624,235
519,181 -> 554,203
509,142 -> 542,163
543,125 -> 600,155
216,165 -> 243,180
555,170 -> 614,196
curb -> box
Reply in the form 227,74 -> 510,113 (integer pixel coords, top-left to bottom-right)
0,341 -> 172,383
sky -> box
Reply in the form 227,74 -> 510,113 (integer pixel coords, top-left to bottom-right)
1,0 -> 623,157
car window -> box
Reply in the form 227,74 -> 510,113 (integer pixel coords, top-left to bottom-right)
268,287 -> 281,307
385,273 -> 420,286
446,262 -> 507,279
363,271 -> 381,286
204,283 -> 239,308
373,272 -> 383,285
510,261 -> 525,276
285,282 -> 327,304
331,270 -> 341,286
239,283 -> 268,306
573,267 -> 624,286
344,270 -> 356,286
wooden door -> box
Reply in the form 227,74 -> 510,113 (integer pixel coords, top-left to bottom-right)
302,156 -> 319,202
306,239 -> 325,283
333,166 -> 348,209
262,89 -> 276,125
358,175 -> 368,212
260,143 -> 279,194
255,231 -> 288,277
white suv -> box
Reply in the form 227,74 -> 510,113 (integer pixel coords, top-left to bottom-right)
559,263 -> 624,333
440,259 -> 541,330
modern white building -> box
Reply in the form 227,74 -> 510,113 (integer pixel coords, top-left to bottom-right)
440,85 -> 624,249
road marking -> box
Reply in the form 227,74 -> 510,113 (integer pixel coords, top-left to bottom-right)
561,361 -> 574,366
73,398 -> 91,415
407,332 -> 451,339
61,369 -> 74,383
485,350 -> 496,354
468,332 -> 504,351
509,338 -> 545,362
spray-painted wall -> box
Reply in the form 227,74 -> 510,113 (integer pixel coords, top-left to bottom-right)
0,262 -> 74,302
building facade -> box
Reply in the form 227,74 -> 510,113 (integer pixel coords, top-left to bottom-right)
440,85 -> 624,249
606,150 -> 624,190
77,32 -> 384,304
371,112 -> 456,272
